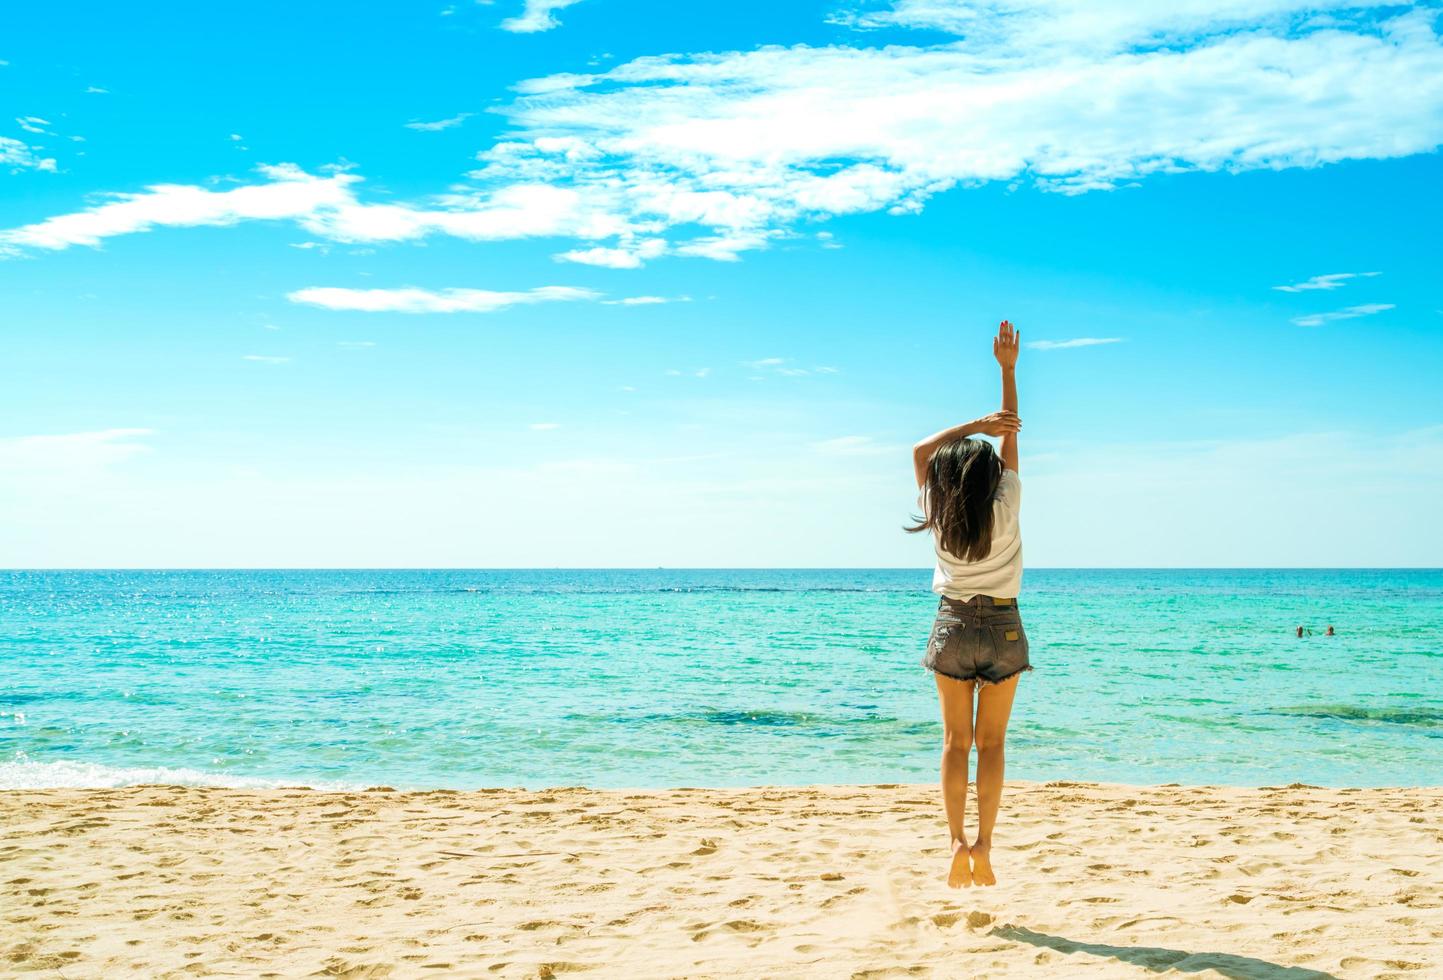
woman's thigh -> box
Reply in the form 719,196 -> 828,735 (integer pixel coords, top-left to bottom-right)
974,672 -> 1019,748
934,672 -> 976,742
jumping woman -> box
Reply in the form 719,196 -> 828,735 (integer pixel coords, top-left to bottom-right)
908,320 -> 1029,889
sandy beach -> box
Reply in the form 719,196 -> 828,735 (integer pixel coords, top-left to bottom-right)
4,781 -> 1440,978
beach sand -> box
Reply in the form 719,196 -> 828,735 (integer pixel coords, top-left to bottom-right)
4,781 -> 1440,979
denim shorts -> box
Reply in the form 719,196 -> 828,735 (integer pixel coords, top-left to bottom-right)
922,595 -> 1032,687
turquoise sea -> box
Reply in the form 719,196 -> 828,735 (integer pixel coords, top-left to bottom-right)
2,569 -> 1440,790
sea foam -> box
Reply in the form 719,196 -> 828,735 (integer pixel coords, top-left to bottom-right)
0,753 -> 359,791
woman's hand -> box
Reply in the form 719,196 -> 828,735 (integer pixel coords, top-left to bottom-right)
993,319 -> 1020,370
968,411 -> 1022,438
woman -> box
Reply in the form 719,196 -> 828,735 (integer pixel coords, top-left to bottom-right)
907,320 -> 1028,889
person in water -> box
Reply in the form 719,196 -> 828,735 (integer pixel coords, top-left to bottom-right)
907,320 -> 1028,889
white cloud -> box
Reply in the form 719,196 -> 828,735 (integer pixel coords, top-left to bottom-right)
666,367 -> 711,378
529,422 -> 561,430
1273,271 -> 1381,292
1291,302 -> 1395,327
3,3 -> 1440,265
834,0 -> 1400,49
501,0 -> 585,33
481,2 -> 1443,256
555,237 -> 668,268
16,116 -> 51,135
0,136 -> 56,174
0,164 -> 357,252
85,85 -> 108,94
405,113 -> 473,132
744,357 -> 833,376
287,284 -> 599,313
0,428 -> 153,471
600,295 -> 687,305
0,164 -> 625,255
337,340 -> 376,348
555,246 -> 644,268
242,354 -> 292,364
1027,337 -> 1124,350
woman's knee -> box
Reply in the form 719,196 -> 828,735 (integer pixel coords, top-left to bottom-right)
942,729 -> 972,754
974,729 -> 1006,754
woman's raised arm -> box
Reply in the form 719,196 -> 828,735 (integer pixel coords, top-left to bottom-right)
911,322 -> 1023,487
993,320 -> 1020,473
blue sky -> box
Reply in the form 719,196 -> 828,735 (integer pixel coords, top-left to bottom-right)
2,0 -> 1441,567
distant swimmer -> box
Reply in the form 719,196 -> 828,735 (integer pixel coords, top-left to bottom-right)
1325,625 -> 1335,636
1296,625 -> 1314,637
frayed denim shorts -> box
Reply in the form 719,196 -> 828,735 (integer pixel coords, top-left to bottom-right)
922,595 -> 1032,687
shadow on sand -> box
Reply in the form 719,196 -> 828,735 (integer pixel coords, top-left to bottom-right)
990,925 -> 1340,980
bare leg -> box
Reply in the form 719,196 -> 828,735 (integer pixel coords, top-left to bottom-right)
933,673 -> 976,887
970,672 -> 1020,886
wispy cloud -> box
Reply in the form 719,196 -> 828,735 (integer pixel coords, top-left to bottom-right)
1291,303 -> 1395,327
555,239 -> 667,269
287,284 -> 599,313
0,428 -> 153,470
500,0 -> 585,33
15,116 -> 50,135
1027,337 -> 1124,350
404,113 -> 472,132
337,340 -> 376,348
529,422 -> 561,430
600,295 -> 688,306
242,354 -> 292,364
666,367 -> 711,378
0,136 -> 56,174
85,85 -> 108,94
745,357 -> 840,377
832,0 -> 1398,52
1273,271 -> 1381,292
0,163 -> 613,255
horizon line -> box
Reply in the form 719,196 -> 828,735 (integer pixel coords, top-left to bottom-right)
4,566 -> 1441,573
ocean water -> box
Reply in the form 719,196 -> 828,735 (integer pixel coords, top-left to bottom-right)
2,569 -> 1440,790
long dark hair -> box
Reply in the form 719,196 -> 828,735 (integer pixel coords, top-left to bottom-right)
906,438 -> 1003,562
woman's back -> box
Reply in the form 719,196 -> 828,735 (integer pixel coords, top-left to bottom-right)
922,467 -> 1023,600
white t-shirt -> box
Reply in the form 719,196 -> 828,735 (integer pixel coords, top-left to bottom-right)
918,468 -> 1023,600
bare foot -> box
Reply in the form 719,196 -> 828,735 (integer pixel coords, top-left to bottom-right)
970,841 -> 997,886
948,838 -> 972,888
